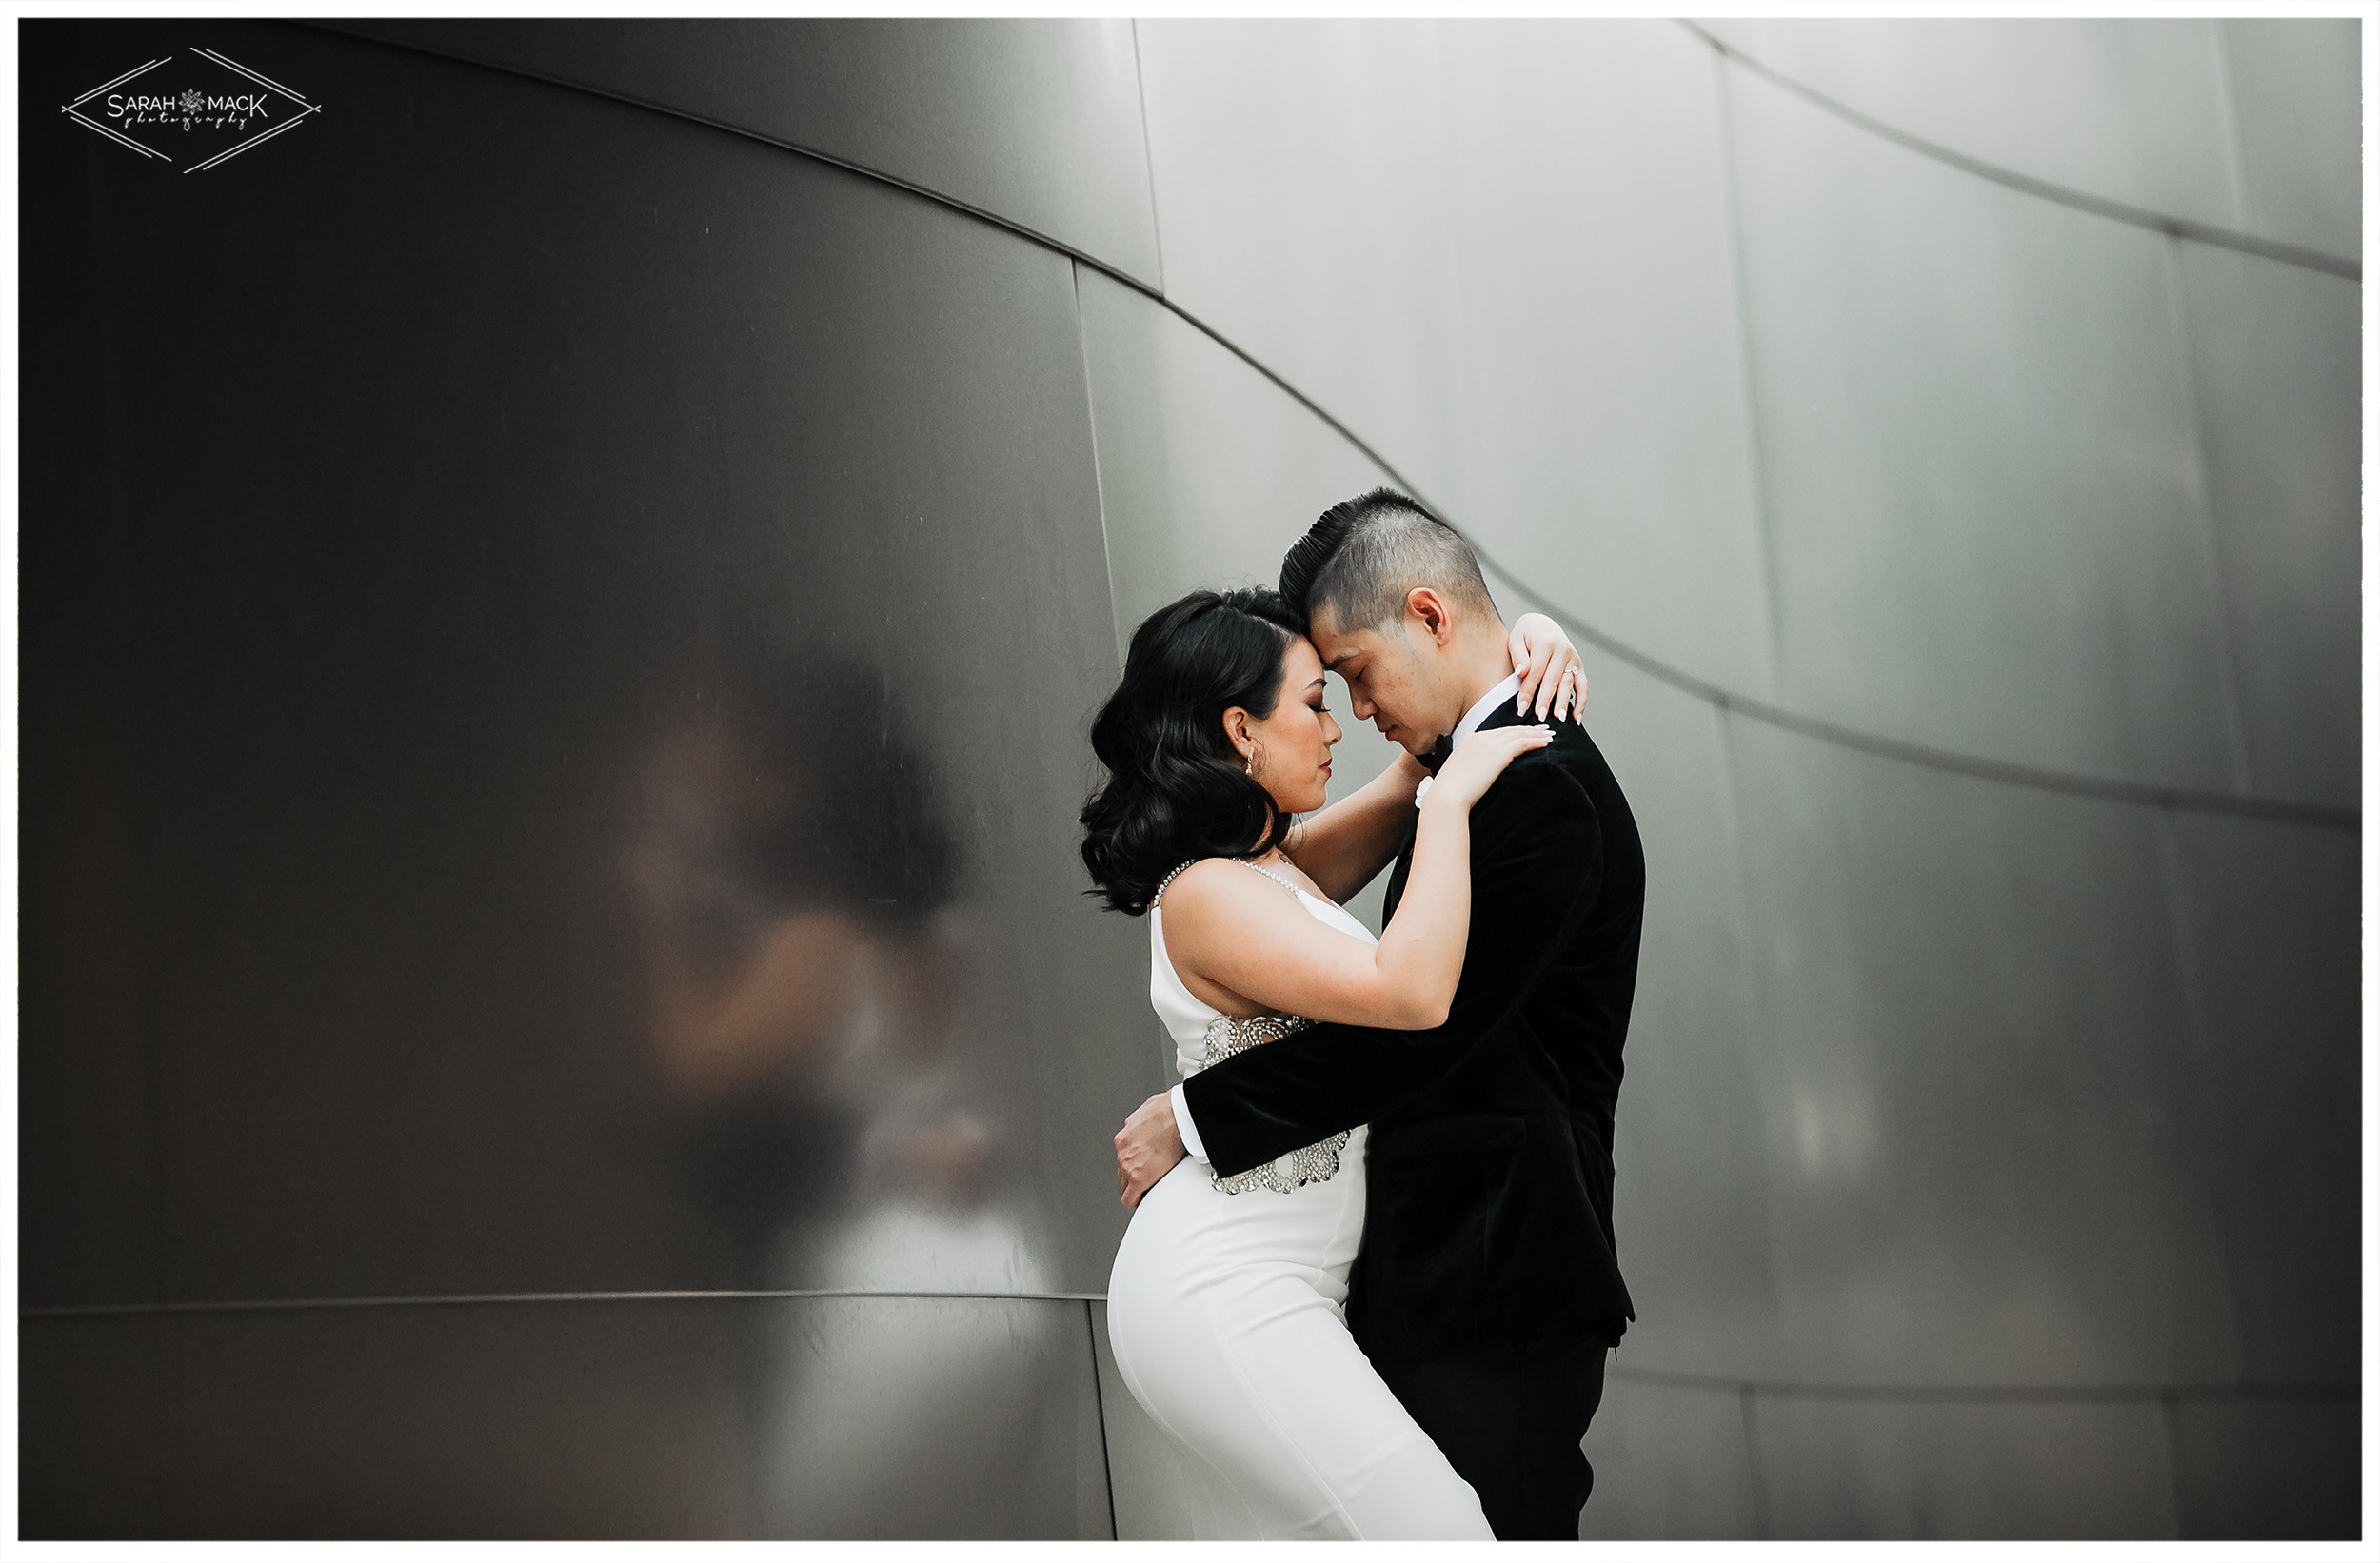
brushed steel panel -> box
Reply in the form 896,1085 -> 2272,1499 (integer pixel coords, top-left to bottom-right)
17,69 -> 159,1308
23,20 -> 1144,1303
22,1296 -> 1110,1537
1136,20 -> 1468,512
1138,22 -> 1779,699
19,607 -> 157,1309
2168,1395 -> 2361,1539
327,19 -> 1162,286
2221,20 -> 2363,262
1074,266 -> 1391,658
126,1295 -> 1104,1537
2175,243 -> 2361,809
19,1316 -> 165,1538
1701,20 -> 2247,235
2157,811 -> 2360,1387
1724,718 -> 2237,1388
751,1295 -> 1109,1537
1750,1395 -> 2180,1538
1436,22 -> 1777,699
1577,1375 -> 1762,1539
159,1301 -> 751,1537
1728,57 -> 2244,793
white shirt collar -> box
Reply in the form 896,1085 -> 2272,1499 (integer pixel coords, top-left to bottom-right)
1451,671 -> 1523,749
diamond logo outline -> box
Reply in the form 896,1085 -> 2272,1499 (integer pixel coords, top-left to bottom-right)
61,47 -> 322,172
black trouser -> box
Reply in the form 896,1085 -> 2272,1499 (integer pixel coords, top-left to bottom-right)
1378,1335 -> 1612,1540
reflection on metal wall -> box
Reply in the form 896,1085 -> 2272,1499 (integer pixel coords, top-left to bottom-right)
20,16 -> 2359,1539
22,16 -> 1135,1536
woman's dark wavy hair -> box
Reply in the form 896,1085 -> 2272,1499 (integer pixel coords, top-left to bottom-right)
1080,586 -> 1310,915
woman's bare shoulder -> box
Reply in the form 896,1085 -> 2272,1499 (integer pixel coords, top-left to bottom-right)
1163,858 -> 1298,926
1162,856 -> 1257,907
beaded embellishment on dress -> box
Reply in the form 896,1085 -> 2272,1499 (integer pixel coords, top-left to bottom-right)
1153,857 -> 1355,1196
1187,1013 -> 1353,1195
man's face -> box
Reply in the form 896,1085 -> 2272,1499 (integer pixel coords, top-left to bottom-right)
1309,610 -> 1445,756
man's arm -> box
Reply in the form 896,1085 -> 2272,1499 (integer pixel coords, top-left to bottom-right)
1180,756 -> 1602,1177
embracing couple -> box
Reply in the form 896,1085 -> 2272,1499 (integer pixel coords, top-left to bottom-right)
1081,488 -> 1644,1540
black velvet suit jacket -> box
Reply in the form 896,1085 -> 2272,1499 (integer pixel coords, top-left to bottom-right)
1179,702 -> 1643,1366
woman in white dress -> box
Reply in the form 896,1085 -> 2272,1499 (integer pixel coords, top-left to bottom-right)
1080,586 -> 1585,1540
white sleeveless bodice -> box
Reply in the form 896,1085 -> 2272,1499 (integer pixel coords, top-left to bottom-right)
1150,860 -> 1377,1067
1148,860 -> 1375,1194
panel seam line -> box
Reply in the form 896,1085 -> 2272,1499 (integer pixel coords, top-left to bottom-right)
27,1294 -> 2355,1405
25,1288 -> 1110,1316
1678,19 -> 2358,281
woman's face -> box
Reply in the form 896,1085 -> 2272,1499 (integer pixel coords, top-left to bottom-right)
1240,634 -> 1342,815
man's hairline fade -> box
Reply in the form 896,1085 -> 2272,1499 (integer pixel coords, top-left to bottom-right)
1283,487 -> 1500,642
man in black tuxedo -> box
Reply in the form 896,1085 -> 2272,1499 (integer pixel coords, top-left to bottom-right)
1112,488 -> 1643,1539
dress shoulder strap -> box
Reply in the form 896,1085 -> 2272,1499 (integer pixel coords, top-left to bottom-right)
1151,857 -> 1305,908
1238,861 -> 1306,899
1151,860 -> 1198,907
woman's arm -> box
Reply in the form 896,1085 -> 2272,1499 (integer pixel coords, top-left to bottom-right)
1162,724 -> 1553,1030
1280,611 -> 1585,901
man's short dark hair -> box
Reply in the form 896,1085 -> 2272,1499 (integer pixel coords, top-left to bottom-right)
1278,487 -> 1497,635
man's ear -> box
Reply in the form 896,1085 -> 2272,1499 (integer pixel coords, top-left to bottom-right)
1405,586 -> 1457,646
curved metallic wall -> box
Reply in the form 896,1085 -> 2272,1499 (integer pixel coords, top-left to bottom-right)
21,18 -> 2358,1539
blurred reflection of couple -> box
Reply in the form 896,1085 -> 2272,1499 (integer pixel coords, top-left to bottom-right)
1092,489 -> 1644,1540
625,647 -> 1064,1536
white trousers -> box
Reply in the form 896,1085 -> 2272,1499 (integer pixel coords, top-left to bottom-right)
1104,1131 -> 1495,1540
